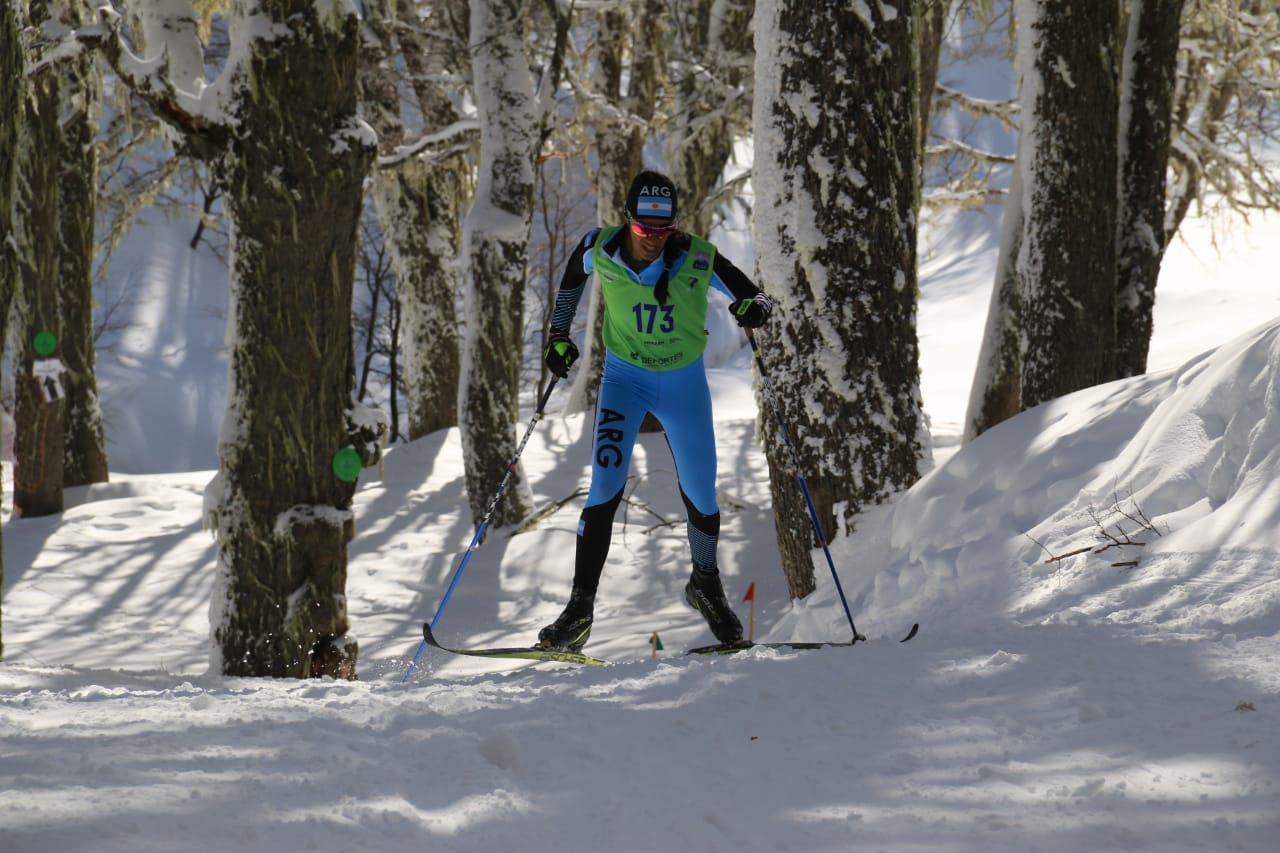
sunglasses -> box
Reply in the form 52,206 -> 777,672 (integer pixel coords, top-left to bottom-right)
628,219 -> 678,238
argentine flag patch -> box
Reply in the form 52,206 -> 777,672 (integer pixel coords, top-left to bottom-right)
635,195 -> 674,218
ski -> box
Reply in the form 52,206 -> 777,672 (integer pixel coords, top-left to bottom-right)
687,622 -> 919,656
420,623 -> 609,667
420,622 -> 918,666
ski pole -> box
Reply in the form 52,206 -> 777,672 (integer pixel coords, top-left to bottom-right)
744,327 -> 864,643
401,376 -> 560,682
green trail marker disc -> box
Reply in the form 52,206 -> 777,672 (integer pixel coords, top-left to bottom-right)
33,331 -> 57,357
332,446 -> 363,482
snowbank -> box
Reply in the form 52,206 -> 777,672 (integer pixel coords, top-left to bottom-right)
787,317 -> 1280,644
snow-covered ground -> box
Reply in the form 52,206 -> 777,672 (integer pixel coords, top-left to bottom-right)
3,201 -> 1279,851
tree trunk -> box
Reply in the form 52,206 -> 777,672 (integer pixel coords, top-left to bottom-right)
59,26 -> 110,487
373,160 -> 464,439
916,0 -> 953,165
458,0 -> 539,529
0,0 -> 26,658
964,162 -> 1024,441
1115,0 -> 1184,378
565,1 -> 662,415
206,1 -> 374,679
666,0 -> 754,237
1017,0 -> 1120,408
753,0 -> 926,599
13,0 -> 66,518
363,0 -> 464,440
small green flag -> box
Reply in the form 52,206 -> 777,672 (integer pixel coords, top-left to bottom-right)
650,632 -> 664,652
332,446 -> 363,482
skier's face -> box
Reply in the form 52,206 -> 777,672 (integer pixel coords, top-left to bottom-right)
626,217 -> 675,264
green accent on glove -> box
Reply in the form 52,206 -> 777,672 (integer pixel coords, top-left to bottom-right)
729,294 -> 771,328
544,334 -> 580,377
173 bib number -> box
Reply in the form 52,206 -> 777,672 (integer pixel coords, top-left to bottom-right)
632,302 -> 675,334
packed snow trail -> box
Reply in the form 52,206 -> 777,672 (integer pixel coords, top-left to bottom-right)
2,620 -> 1276,852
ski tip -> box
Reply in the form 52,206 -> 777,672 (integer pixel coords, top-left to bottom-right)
422,623 -> 437,645
900,623 -> 920,643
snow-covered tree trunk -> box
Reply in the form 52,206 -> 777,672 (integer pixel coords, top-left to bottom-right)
0,0 -> 25,658
13,0 -> 67,518
374,160 -> 465,438
1115,0 -> 1184,379
666,0 -> 754,237
565,1 -> 662,415
1017,0 -> 1120,408
204,0 -> 377,678
59,20 -> 109,487
458,0 -> 539,528
362,0 -> 463,439
753,0 -> 926,599
965,162 -> 1024,441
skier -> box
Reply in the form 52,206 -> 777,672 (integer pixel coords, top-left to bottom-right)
538,170 -> 772,651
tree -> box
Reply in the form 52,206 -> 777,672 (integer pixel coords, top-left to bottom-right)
1016,1 -> 1120,409
364,0 -> 472,440
1115,0 -> 1185,379
964,161 -> 1024,440
665,0 -> 754,236
12,0 -> 68,518
564,0 -> 664,415
86,0 -> 383,677
354,211 -> 402,436
458,0 -> 542,528
1166,0 -> 1280,239
753,0 -> 926,598
59,8 -> 110,487
916,0 -> 955,168
0,0 -> 26,658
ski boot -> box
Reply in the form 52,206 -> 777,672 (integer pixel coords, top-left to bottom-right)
684,565 -> 744,645
537,588 -> 595,652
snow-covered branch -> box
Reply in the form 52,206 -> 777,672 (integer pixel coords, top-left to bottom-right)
376,117 -> 481,169
73,3 -> 230,159
935,83 -> 1020,129
926,139 -> 1016,165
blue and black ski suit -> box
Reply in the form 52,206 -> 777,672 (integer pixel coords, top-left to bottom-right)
549,226 -> 764,594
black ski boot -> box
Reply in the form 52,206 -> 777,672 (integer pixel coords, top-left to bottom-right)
537,588 -> 595,652
684,565 -> 744,645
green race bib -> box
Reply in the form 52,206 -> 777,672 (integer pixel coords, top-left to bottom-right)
593,226 -> 716,371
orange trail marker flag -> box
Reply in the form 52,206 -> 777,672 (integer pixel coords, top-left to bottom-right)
742,582 -> 756,642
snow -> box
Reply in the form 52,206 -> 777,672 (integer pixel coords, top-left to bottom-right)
5,13 -> 1280,846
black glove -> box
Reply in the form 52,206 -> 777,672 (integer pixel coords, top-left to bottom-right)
543,330 -> 580,378
729,293 -> 773,328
